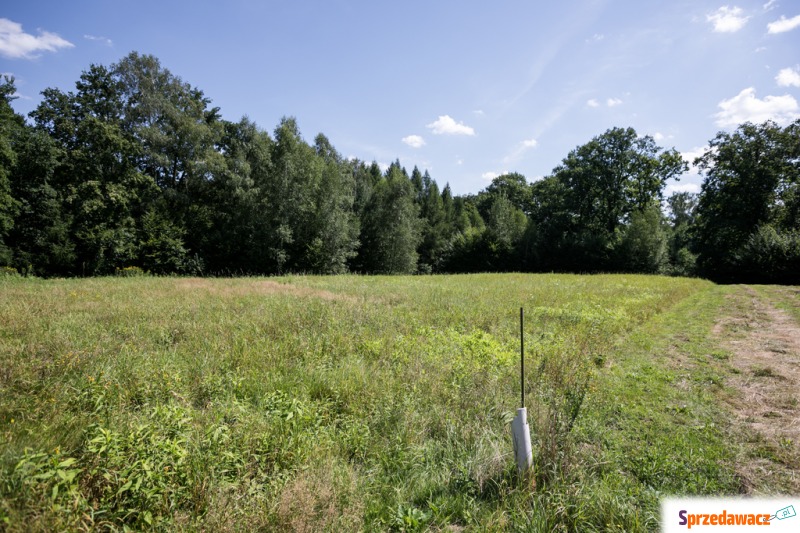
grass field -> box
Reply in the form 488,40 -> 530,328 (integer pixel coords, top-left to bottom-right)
0,274 -> 796,531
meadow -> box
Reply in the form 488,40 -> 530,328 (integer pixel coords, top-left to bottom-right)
0,274 -> 792,531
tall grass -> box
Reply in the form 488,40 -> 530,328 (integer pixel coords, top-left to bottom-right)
0,274 -> 742,530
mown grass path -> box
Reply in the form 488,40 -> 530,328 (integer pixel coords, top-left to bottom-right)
712,285 -> 800,494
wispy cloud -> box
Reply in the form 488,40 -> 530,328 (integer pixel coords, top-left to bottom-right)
707,6 -> 750,33
767,14 -> 800,33
0,18 -> 73,59
715,87 -> 799,127
586,98 -> 600,108
776,66 -> 800,87
426,115 -> 475,136
84,34 -> 113,47
503,138 -> 538,164
503,1 -> 605,112
606,97 -> 623,107
763,0 -> 778,12
401,135 -> 426,148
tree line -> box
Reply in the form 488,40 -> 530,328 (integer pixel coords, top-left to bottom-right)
0,52 -> 798,282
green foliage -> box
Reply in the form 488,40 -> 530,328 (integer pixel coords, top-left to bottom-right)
357,164 -> 422,273
81,406 -> 192,528
0,50 -> 792,280
614,205 -> 669,273
115,266 -> 147,277
530,127 -> 686,272
0,76 -> 22,266
665,192 -> 698,277
693,119 -> 800,282
733,224 -> 800,284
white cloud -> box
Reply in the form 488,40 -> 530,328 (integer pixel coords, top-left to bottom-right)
586,33 -> 604,43
665,147 -> 709,197
653,132 -> 665,141
586,98 -> 600,108
84,34 -> 113,47
768,14 -> 800,33
401,134 -> 426,148
0,18 -> 73,59
607,97 -> 623,107
426,115 -> 476,136
763,0 -> 778,11
707,6 -> 750,33
482,171 -> 508,181
681,146 -> 707,172
473,109 -> 485,116
665,182 -> 702,196
714,87 -> 799,127
776,66 -> 800,87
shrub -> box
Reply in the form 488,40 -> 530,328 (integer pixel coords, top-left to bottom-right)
114,265 -> 147,277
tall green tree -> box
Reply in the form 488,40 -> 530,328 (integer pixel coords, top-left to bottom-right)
417,171 -> 450,272
614,205 -> 669,273
308,133 -> 359,274
30,65 -> 158,274
7,118 -> 75,275
665,191 -> 698,276
0,77 -> 21,265
193,117 -> 265,273
356,165 -> 421,274
482,172 -> 532,215
693,119 -> 800,282
113,52 -> 225,269
531,127 -> 686,272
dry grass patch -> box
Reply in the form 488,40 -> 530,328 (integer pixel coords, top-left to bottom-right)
274,458 -> 363,532
177,278 -> 359,303
713,286 -> 800,493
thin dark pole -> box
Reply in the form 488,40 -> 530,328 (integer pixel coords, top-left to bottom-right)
520,307 -> 524,408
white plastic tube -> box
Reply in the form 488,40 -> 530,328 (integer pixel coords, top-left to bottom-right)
511,407 -> 533,474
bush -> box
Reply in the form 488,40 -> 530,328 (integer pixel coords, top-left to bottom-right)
114,265 -> 147,277
734,225 -> 800,284
0,265 -> 19,276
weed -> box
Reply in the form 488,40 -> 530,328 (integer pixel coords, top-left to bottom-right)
752,366 -> 780,378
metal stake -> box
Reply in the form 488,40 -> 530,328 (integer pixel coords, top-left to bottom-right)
520,306 -> 524,408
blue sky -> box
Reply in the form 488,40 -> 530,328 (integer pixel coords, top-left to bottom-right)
2,0 -> 799,195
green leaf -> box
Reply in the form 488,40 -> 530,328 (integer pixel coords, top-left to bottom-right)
116,479 -> 132,495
